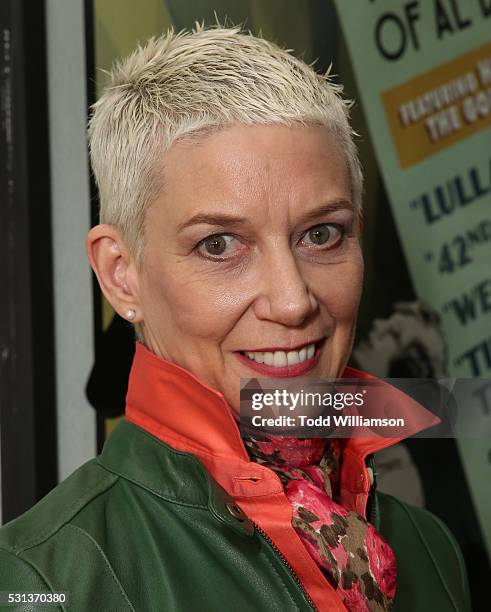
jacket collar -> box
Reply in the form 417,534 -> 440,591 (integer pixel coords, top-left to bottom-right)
125,342 -> 437,473
125,342 -> 250,460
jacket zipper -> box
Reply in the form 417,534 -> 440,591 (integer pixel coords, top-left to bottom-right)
251,520 -> 317,611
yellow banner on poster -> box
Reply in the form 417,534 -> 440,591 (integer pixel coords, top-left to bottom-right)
384,42 -> 491,168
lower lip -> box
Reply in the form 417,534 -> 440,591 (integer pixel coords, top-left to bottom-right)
235,342 -> 324,378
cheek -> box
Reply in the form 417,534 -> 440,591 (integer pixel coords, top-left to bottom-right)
312,258 -> 363,322
143,263 -> 251,337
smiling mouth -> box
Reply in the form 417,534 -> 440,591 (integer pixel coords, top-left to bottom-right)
237,338 -> 326,369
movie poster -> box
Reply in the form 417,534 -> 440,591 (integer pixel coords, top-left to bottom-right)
334,0 -> 491,555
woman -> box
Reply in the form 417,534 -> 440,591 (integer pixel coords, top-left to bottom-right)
0,26 -> 470,611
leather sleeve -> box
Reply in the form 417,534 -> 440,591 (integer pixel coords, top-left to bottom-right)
378,492 -> 472,612
408,505 -> 472,612
0,548 -> 62,611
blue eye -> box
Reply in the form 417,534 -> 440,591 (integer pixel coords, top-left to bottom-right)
302,224 -> 343,248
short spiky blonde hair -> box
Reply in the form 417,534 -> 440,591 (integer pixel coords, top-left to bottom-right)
88,25 -> 362,261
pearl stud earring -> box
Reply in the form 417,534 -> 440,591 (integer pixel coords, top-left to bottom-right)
125,308 -> 136,321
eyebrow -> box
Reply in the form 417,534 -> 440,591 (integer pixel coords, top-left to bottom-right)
177,200 -> 354,232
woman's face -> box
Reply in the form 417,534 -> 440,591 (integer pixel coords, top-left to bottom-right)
137,124 -> 363,413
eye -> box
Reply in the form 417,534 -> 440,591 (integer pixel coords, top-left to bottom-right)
196,234 -> 239,259
300,223 -> 343,249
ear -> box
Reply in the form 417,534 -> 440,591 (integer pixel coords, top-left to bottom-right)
86,224 -> 142,323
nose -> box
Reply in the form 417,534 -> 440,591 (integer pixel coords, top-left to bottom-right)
253,249 -> 318,326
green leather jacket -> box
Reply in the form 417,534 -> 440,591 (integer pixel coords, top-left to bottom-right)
0,419 -> 471,611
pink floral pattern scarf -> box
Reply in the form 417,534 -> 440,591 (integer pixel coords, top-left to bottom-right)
243,437 -> 397,611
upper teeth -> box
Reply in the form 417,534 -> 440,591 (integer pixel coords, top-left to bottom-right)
244,344 -> 315,367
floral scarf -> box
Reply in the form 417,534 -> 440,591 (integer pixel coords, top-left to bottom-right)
243,436 -> 397,612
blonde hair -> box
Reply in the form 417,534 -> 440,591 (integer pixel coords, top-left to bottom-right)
88,25 -> 362,261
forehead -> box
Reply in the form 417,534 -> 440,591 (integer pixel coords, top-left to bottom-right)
150,124 -> 351,225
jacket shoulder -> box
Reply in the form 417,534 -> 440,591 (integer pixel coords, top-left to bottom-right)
377,491 -> 472,612
0,458 -> 118,555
